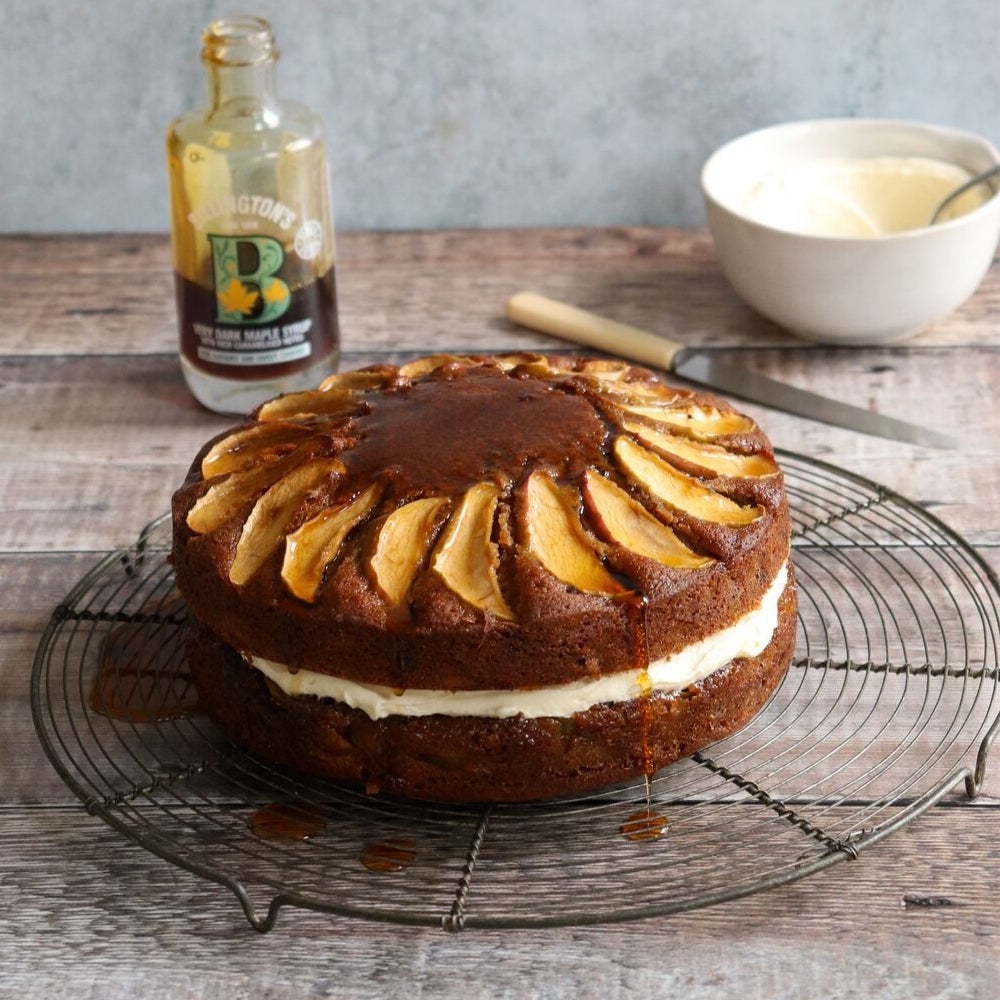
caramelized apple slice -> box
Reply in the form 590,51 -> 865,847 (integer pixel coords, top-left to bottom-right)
494,353 -> 564,379
257,388 -> 363,422
524,472 -> 626,596
281,483 -> 382,601
397,354 -> 476,378
575,358 -> 632,382
431,482 -> 514,620
495,352 -> 551,369
622,419 -> 778,478
317,368 -> 394,392
187,450 -> 308,535
582,470 -> 712,568
200,422 -> 314,478
585,374 -> 679,404
615,437 -> 762,526
229,458 -> 346,585
367,497 -> 451,606
617,403 -> 754,440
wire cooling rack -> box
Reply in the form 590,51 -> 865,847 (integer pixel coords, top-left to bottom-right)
31,451 -> 1000,931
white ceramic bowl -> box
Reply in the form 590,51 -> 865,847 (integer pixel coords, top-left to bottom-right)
701,119 -> 1000,344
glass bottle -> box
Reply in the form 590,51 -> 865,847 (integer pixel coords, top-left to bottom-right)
166,16 -> 340,414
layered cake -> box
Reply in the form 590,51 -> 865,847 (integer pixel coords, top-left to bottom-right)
171,353 -> 796,802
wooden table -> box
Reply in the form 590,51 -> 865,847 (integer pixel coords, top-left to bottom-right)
2,230 -> 998,998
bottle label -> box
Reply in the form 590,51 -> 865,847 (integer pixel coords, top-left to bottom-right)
175,244 -> 339,377
210,234 -> 292,326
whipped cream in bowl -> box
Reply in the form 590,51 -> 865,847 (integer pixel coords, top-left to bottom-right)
701,118 -> 1000,344
738,156 -> 989,237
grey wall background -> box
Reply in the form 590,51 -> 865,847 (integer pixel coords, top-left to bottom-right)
4,0 -> 1000,233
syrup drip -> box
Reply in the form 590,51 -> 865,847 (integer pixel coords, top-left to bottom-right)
632,594 -> 655,779
361,838 -> 417,873
637,668 -> 655,778
89,624 -> 200,723
620,599 -> 669,843
249,802 -> 328,842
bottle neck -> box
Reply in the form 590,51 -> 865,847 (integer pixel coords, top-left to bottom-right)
201,16 -> 280,125
207,62 -> 279,121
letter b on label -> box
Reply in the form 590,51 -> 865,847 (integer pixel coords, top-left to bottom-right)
209,235 -> 291,324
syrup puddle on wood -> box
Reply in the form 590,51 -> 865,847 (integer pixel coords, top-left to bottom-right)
361,838 -> 417,873
620,774 -> 669,842
619,809 -> 669,842
90,624 -> 200,723
249,802 -> 328,843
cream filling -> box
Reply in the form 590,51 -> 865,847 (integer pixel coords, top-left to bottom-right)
249,563 -> 788,721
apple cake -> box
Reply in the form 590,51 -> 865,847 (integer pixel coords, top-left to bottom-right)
171,353 -> 796,802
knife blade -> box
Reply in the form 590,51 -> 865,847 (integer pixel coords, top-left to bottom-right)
505,292 -> 956,449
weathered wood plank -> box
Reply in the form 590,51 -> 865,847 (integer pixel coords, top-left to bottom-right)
4,230 -> 1000,355
1,552 -> 109,805
0,806 -> 996,998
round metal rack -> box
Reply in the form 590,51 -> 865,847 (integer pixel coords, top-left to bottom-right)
31,451 -> 1000,931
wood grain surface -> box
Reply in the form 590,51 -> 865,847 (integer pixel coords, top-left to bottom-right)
1,231 -> 997,999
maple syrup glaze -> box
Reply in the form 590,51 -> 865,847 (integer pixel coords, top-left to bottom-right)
249,801 -> 328,842
361,838 -> 417,872
341,368 -> 607,497
90,624 -> 201,723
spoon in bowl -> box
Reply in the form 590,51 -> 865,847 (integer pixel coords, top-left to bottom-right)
929,163 -> 1000,224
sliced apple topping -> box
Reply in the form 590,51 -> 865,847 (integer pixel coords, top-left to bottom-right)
367,496 -> 451,606
187,450 -> 310,535
621,419 -> 778,479
431,482 -> 514,620
616,402 -> 754,441
524,472 -> 626,596
614,437 -> 762,526
200,422 -> 315,479
495,352 -> 551,369
575,358 -> 632,382
582,470 -> 712,568
594,381 -> 682,410
397,354 -> 476,379
281,483 -> 382,602
228,458 -> 346,586
317,368 -> 394,392
257,387 -> 366,422
495,353 -> 564,379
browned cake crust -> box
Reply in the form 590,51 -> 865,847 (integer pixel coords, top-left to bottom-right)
188,577 -> 795,802
171,353 -> 796,802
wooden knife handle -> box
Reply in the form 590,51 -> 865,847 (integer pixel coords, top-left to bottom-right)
505,292 -> 686,370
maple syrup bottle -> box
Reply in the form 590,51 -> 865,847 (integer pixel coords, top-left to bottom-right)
166,16 -> 340,414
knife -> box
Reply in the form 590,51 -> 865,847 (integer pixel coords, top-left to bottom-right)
505,292 -> 956,450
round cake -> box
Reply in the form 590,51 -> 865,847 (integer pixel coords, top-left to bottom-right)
171,353 -> 796,802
